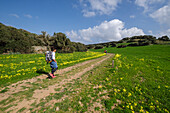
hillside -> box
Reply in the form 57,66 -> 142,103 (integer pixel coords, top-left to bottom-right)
0,22 -> 87,54
86,35 -> 170,49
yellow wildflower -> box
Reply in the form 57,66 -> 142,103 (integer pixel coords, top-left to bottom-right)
164,109 -> 169,113
29,61 -> 35,64
123,88 -> 126,92
158,85 -> 160,89
98,85 -> 102,89
165,85 -> 168,88
128,92 -> 132,97
106,78 -> 109,81
139,58 -> 144,61
150,106 -> 155,110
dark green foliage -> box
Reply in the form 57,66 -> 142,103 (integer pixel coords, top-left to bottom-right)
158,35 -> 169,41
127,43 -> 139,47
117,45 -> 127,48
0,22 -> 41,53
86,45 -> 95,49
72,42 -> 87,52
95,45 -> 104,49
110,43 -> 116,47
51,32 -> 87,53
87,35 -> 165,49
0,23 -> 87,54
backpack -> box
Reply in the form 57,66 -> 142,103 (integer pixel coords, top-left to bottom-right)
45,51 -> 52,64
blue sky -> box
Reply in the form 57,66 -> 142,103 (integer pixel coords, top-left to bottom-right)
0,0 -> 170,44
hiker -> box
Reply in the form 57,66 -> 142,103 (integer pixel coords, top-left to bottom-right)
49,47 -> 58,78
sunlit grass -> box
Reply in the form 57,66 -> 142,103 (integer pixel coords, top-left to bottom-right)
90,45 -> 170,112
0,51 -> 106,87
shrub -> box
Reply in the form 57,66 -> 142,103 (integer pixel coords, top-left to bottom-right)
111,43 -> 116,47
95,45 -> 104,49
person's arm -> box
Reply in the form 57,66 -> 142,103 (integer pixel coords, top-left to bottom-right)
52,52 -> 57,63
53,59 -> 57,63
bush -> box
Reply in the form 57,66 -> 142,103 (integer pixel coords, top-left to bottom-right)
95,45 -> 104,49
86,45 -> 95,49
117,45 -> 127,48
158,35 -> 169,41
127,43 -> 139,47
111,43 -> 116,47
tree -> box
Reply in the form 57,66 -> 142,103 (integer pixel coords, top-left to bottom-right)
158,36 -> 169,41
40,31 -> 51,51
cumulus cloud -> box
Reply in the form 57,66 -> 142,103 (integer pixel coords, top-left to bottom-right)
9,14 -> 19,18
80,0 -> 121,17
66,19 -> 145,44
150,4 -> 170,26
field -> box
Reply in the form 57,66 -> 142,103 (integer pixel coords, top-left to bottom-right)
0,51 -> 106,87
0,45 -> 169,113
90,45 -> 170,112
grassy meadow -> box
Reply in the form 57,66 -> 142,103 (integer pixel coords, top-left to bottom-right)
0,45 -> 169,112
89,45 -> 170,112
0,51 -> 106,87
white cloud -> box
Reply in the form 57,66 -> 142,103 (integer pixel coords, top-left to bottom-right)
150,4 -> 170,26
66,19 -> 145,44
24,14 -> 32,18
121,27 -> 145,38
135,0 -> 166,12
82,10 -> 96,17
9,14 -> 19,18
80,0 -> 121,17
157,29 -> 170,38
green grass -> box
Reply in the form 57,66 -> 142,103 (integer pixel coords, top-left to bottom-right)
89,45 -> 170,112
0,45 -> 169,112
0,51 -> 105,87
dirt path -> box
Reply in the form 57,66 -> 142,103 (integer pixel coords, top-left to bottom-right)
0,53 -> 114,113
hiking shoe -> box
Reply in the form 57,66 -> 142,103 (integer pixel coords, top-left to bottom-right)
52,75 -> 56,78
49,73 -> 53,77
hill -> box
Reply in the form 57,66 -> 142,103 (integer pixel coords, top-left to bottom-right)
86,35 -> 170,49
0,22 -> 87,54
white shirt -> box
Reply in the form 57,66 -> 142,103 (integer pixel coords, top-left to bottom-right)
52,52 -> 55,60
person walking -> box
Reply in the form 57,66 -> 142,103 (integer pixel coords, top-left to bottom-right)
49,47 -> 58,78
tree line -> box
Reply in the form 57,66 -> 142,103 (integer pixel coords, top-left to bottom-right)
0,22 -> 87,54
86,35 -> 170,49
